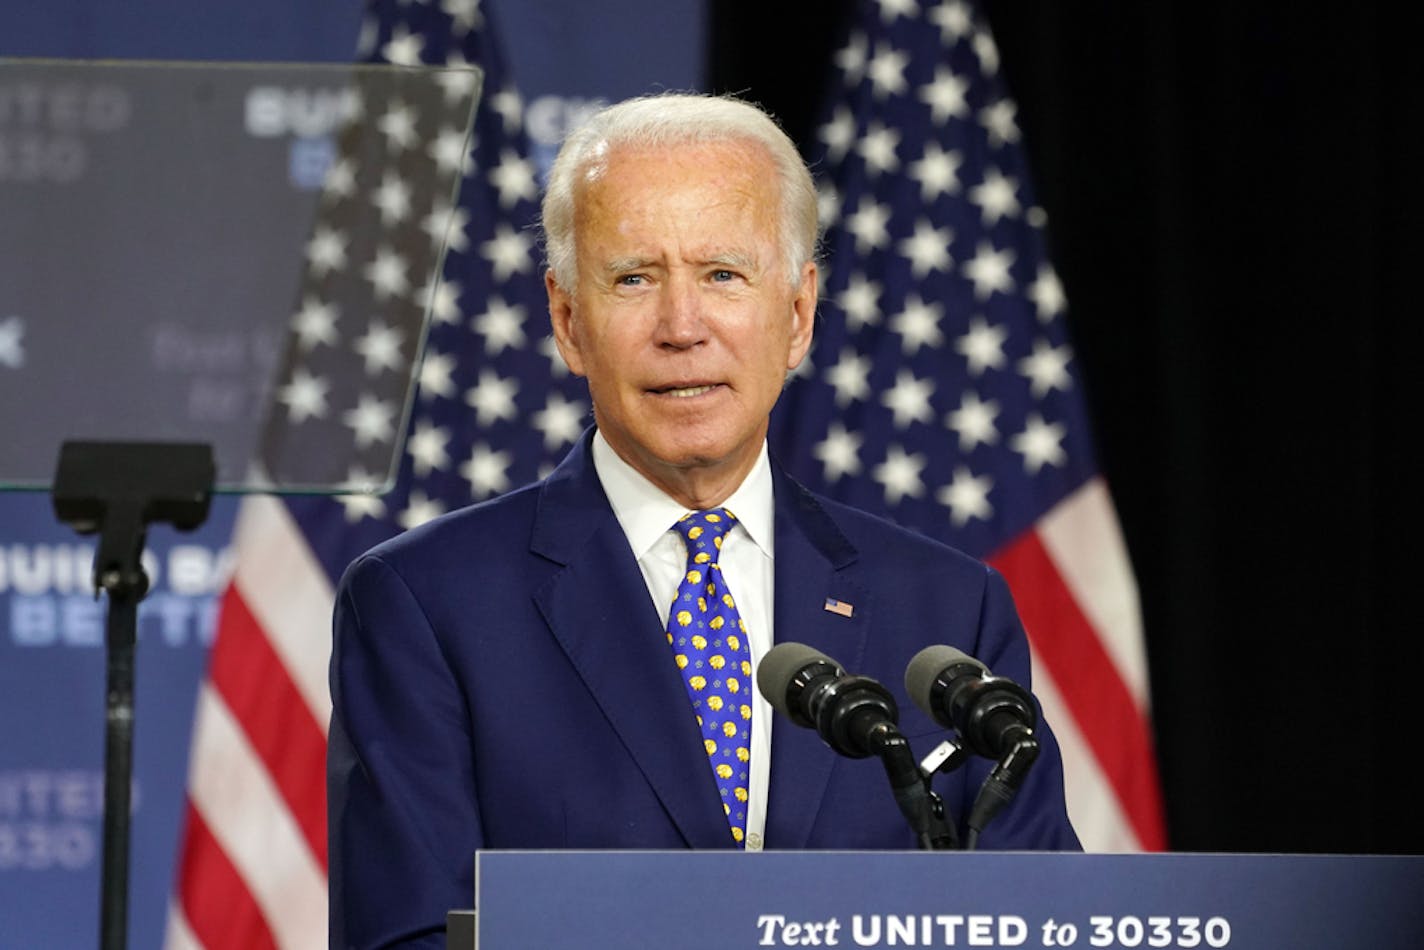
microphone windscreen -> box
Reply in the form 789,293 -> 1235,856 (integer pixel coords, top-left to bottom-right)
904,644 -> 987,712
756,642 -> 835,718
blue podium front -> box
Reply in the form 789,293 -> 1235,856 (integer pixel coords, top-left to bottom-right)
464,850 -> 1423,949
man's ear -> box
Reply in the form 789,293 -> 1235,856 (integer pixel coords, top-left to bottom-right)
786,260 -> 818,372
546,269 -> 586,377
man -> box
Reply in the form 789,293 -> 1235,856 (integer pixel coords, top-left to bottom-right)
327,93 -> 1079,949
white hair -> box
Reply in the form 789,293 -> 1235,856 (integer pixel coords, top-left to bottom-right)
540,92 -> 819,292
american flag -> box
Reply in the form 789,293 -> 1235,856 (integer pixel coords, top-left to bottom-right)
768,0 -> 1166,852
165,1 -> 585,946
168,0 -> 1164,944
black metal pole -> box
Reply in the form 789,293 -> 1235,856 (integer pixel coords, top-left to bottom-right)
96,517 -> 149,950
100,583 -> 142,950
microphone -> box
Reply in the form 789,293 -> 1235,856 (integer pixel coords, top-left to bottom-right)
903,644 -> 1037,760
759,642 -> 958,849
756,642 -> 899,759
905,645 -> 1041,845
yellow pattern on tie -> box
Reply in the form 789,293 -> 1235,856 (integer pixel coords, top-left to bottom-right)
668,508 -> 752,847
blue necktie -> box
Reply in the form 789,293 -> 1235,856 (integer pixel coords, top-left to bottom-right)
667,508 -> 752,847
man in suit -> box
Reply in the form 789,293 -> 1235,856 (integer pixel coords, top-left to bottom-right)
327,93 -> 1080,949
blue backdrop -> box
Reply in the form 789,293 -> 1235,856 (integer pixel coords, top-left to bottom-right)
0,2 -> 702,946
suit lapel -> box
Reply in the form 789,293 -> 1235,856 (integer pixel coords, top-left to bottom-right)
530,435 -> 734,848
764,468 -> 870,849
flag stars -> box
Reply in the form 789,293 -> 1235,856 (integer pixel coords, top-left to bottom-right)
881,369 -> 937,428
1018,339 -> 1074,398
377,101 -> 420,151
381,27 -> 424,66
824,348 -> 873,407
418,348 -> 457,401
857,121 -> 902,176
425,277 -> 463,325
336,468 -> 387,524
488,150 -> 539,208
928,0 -> 974,43
866,42 -> 911,99
873,444 -> 927,506
819,105 -> 858,162
320,158 -> 356,200
980,99 -> 1020,148
428,125 -> 472,177
406,419 -> 452,476
837,273 -> 883,330
353,319 -> 406,375
435,51 -> 480,102
946,391 -> 1000,450
364,245 -> 411,300
1029,266 -> 1067,322
919,66 -> 971,125
372,171 -> 413,225
292,297 -> 338,351
963,241 -> 1016,300
813,423 -> 864,482
398,490 -> 446,531
889,294 -> 945,354
305,226 -> 347,275
536,334 -> 572,377
834,32 -> 869,86
472,296 -> 527,354
957,317 -> 1009,375
845,196 -> 893,253
969,168 -> 1021,226
440,0 -> 483,35
343,393 -> 397,448
488,87 -> 525,135
898,220 -> 954,278
278,369 -> 329,422
936,467 -> 994,526
461,443 -> 512,498
908,141 -> 964,200
531,392 -> 587,451
1011,414 -> 1067,474
875,0 -> 920,23
424,201 -> 471,254
481,223 -> 535,280
464,369 -> 519,426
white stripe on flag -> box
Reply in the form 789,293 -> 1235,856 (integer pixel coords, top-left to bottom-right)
188,683 -> 328,949
1037,478 -> 1152,708
1029,654 -> 1144,853
162,903 -> 203,950
229,495 -> 335,733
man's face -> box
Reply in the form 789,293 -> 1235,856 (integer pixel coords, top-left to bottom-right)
547,140 -> 816,504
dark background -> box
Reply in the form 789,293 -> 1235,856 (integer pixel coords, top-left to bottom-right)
711,2 -> 1422,854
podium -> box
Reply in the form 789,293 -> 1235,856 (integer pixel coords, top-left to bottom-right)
455,850 -> 1424,949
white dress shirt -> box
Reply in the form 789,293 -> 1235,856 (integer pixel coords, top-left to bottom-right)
591,431 -> 775,850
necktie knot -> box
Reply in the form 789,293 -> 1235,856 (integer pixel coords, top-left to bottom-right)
673,508 -> 737,561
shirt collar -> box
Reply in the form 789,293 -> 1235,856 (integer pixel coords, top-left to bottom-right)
591,429 -> 774,560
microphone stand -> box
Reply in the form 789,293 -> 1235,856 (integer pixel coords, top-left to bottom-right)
864,722 -> 960,851
51,441 -> 214,950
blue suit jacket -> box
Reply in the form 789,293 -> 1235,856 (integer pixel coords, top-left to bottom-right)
328,432 -> 1079,948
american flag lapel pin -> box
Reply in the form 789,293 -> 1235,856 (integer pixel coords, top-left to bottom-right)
823,597 -> 854,618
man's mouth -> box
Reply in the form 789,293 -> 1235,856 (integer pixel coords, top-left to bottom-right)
652,383 -> 718,398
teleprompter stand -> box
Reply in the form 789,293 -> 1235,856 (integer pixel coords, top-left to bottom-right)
51,441 -> 215,950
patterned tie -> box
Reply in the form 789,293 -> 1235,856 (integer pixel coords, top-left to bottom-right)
667,508 -> 753,847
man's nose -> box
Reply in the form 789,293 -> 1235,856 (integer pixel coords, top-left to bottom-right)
653,275 -> 708,348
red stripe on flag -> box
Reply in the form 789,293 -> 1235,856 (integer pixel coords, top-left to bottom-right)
175,803 -> 279,950
208,585 -> 329,869
990,531 -> 1168,849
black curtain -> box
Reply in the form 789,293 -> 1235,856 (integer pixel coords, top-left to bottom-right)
709,1 -> 1422,854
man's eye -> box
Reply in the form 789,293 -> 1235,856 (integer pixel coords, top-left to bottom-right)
616,274 -> 645,286
711,269 -> 737,282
